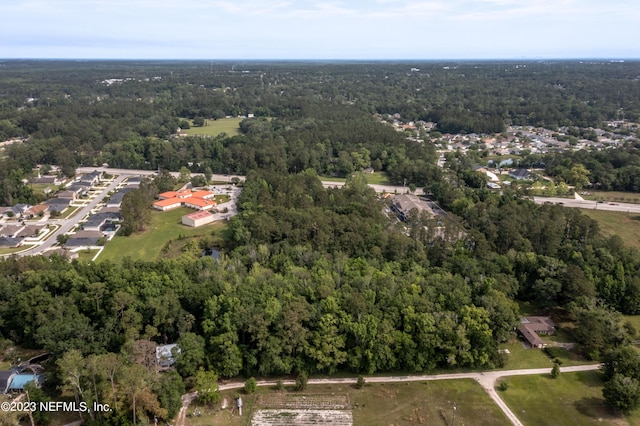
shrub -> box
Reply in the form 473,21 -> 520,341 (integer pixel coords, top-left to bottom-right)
244,377 -> 257,394
295,372 -> 308,391
356,375 -> 365,389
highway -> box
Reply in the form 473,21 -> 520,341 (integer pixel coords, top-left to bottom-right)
533,196 -> 640,214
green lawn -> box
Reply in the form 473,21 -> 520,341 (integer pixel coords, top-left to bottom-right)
183,117 -> 243,137
500,371 -> 632,426
186,379 -> 508,426
75,248 -> 101,261
582,191 -> 640,204
98,208 -> 225,262
59,206 -> 80,219
581,209 -> 640,251
498,338 -> 590,370
320,172 -> 390,185
0,244 -> 35,255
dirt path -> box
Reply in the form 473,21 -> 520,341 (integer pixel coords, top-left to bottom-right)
175,364 -> 600,426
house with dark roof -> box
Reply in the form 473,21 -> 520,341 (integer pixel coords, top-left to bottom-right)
64,237 -> 102,249
391,194 -> 435,222
79,170 -> 103,187
45,198 -> 72,214
31,175 -> 62,186
0,238 -> 23,248
509,168 -> 533,180
10,204 -> 30,217
106,187 -> 135,208
83,210 -> 120,231
518,316 -> 556,348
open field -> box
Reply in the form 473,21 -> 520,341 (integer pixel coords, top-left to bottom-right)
183,117 -> 243,137
582,191 -> 640,204
320,172 -> 390,185
98,208 -> 224,262
581,209 -> 640,251
185,379 -> 508,426
499,370 -> 637,426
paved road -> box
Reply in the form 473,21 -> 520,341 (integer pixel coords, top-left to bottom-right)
321,180 -> 424,195
533,196 -> 640,213
76,167 -> 245,184
80,166 -> 422,195
7,175 -> 126,257
176,364 -> 600,426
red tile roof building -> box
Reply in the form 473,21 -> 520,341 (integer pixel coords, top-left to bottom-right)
153,190 -> 217,211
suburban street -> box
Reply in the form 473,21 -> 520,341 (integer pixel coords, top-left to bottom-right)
176,364 -> 601,426
4,175 -> 126,257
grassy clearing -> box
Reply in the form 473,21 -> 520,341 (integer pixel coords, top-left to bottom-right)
183,118 -> 243,137
185,379 -> 508,426
98,208 -> 225,262
499,371 -> 631,426
582,191 -> 640,204
319,172 -> 390,185
581,209 -> 640,251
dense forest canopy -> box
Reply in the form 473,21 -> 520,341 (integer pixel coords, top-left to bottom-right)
2,60 -> 640,205
1,60 -> 640,423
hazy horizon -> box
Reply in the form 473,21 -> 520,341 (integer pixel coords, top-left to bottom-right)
2,0 -> 638,60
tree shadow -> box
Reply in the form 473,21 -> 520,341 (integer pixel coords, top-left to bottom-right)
574,397 -> 622,422
630,215 -> 640,221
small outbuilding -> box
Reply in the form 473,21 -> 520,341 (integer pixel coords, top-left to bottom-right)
182,211 -> 215,227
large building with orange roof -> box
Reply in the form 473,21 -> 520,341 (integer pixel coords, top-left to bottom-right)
153,189 -> 218,211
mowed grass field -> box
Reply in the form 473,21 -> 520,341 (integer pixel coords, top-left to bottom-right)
183,117 -> 243,137
320,172 -> 390,185
582,191 -> 640,204
186,379 -> 508,426
581,209 -> 640,251
98,208 -> 224,262
499,371 -> 640,426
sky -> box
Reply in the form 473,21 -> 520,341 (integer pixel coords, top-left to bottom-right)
1,0 -> 639,60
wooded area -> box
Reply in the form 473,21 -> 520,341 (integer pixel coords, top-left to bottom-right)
1,60 -> 640,424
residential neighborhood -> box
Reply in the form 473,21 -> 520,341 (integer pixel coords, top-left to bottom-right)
0,168 -> 242,260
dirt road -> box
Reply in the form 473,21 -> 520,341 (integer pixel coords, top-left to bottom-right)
175,364 -> 600,426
